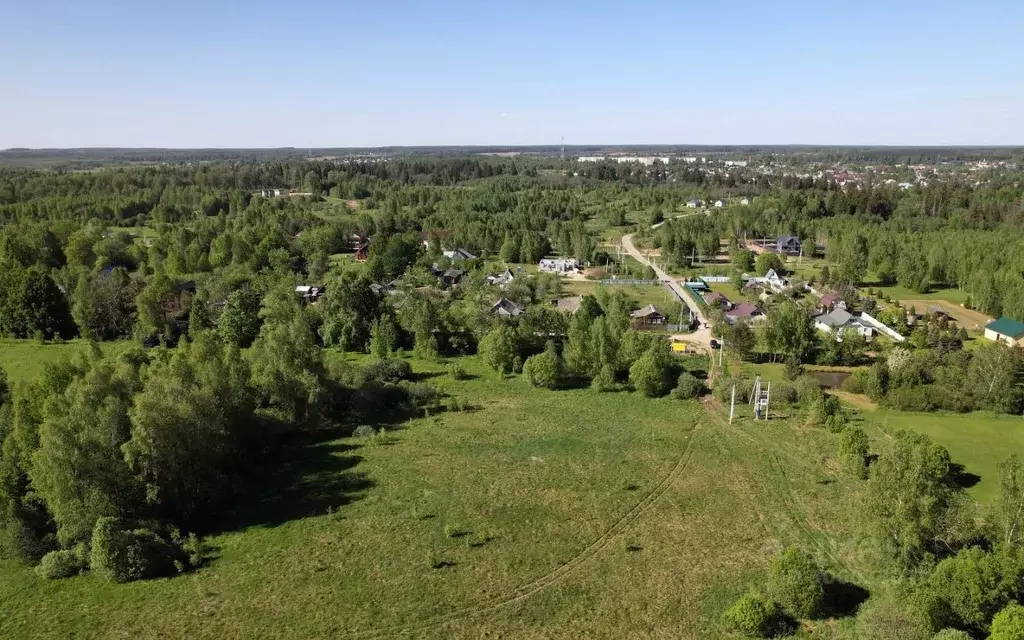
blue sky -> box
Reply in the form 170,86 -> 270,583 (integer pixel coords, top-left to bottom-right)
2,0 -> 1022,147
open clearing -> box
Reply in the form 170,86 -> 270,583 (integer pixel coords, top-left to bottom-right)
0,351 -> 870,639
0,339 -> 132,383
860,409 -> 1024,504
900,298 -> 992,330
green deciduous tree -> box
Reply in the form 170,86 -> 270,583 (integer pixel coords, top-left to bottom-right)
523,341 -> 566,390
864,430 -> 956,569
479,325 -> 519,375
766,546 -> 824,619
990,603 -> 1024,640
722,589 -> 778,638
629,343 -> 672,397
217,288 -> 263,348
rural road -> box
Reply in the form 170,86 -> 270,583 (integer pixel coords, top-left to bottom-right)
620,231 -> 714,351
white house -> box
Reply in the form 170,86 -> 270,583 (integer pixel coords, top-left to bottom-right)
814,308 -> 874,339
984,317 -> 1024,346
686,199 -> 703,209
740,197 -> 751,206
539,258 -> 580,273
714,199 -> 728,208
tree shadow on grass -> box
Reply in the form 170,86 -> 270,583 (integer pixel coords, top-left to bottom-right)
950,462 -> 981,490
214,426 -> 373,533
819,578 -> 870,619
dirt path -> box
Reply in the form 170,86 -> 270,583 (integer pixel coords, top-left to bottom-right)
344,426 -> 703,639
621,232 -> 713,351
901,299 -> 992,330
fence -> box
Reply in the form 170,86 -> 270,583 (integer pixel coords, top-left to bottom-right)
599,279 -> 659,285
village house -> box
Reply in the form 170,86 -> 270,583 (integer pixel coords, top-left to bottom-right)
726,302 -> 764,324
295,284 -> 325,303
984,317 -> 1024,346
714,199 -> 728,208
685,199 -> 703,209
703,291 -> 733,311
745,268 -> 790,294
443,248 -> 477,261
816,293 -> 847,315
538,257 -> 580,273
814,308 -> 873,339
486,268 -> 515,287
775,236 -> 802,256
740,197 -> 751,206
491,297 -> 524,318
631,305 -> 666,327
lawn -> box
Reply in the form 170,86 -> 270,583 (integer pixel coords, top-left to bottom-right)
0,339 -> 133,384
861,410 -> 1024,504
0,353 -> 870,639
562,281 -> 684,318
865,283 -> 970,306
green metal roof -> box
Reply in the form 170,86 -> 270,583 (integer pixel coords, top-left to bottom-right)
985,316 -> 1024,338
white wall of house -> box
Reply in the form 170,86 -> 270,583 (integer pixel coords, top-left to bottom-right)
984,328 -> 1021,346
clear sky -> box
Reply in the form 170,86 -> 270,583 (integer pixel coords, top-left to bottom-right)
2,0 -> 1022,148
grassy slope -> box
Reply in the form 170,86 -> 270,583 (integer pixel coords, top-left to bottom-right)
0,339 -> 133,384
0,353 -> 866,639
861,410 -> 1024,503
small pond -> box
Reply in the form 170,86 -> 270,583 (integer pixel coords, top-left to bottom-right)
808,370 -> 851,389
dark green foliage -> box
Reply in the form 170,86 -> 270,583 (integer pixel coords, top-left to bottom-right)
855,589 -> 936,640
926,546 -> 1024,635
523,342 -> 566,390
726,321 -> 757,361
808,393 -> 846,431
591,363 -> 617,392
763,301 -> 818,364
0,265 -> 76,339
89,517 -> 180,583
838,427 -> 870,478
766,546 -> 824,619
865,431 -> 956,569
722,589 -> 778,637
364,358 -> 413,383
672,372 -> 703,399
990,603 -> 1024,640
218,288 -> 263,348
628,343 -> 673,398
319,271 -> 384,352
369,315 -> 398,359
367,233 -> 421,282
755,252 -> 784,276
35,549 -> 84,580
71,267 -> 140,340
480,325 -> 519,375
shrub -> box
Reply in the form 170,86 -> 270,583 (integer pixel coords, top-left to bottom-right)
400,381 -> 442,411
722,588 -> 778,637
35,549 -> 84,580
364,358 -> 412,383
887,385 -> 937,412
784,357 -> 804,380
90,518 -> 180,583
523,342 -> 566,390
808,393 -> 845,430
766,546 -> 824,619
932,630 -> 972,640
990,603 -> 1024,640
773,381 -> 798,405
591,363 -> 617,392
793,375 -> 823,404
928,547 -> 1023,634
842,369 -> 870,394
672,372 -> 704,399
838,427 -> 870,478
629,348 -> 672,398
352,425 -> 377,438
447,362 -> 468,380
714,376 -> 752,403
856,591 -> 935,640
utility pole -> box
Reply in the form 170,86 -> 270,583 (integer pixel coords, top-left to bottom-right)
729,385 -> 736,423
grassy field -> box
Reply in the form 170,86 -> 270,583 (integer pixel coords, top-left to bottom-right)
0,352 -> 871,639
865,283 -> 970,306
563,281 -> 683,318
0,339 -> 133,383
861,410 -> 1024,504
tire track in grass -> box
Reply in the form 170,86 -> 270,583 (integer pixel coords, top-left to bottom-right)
344,424 -> 702,639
